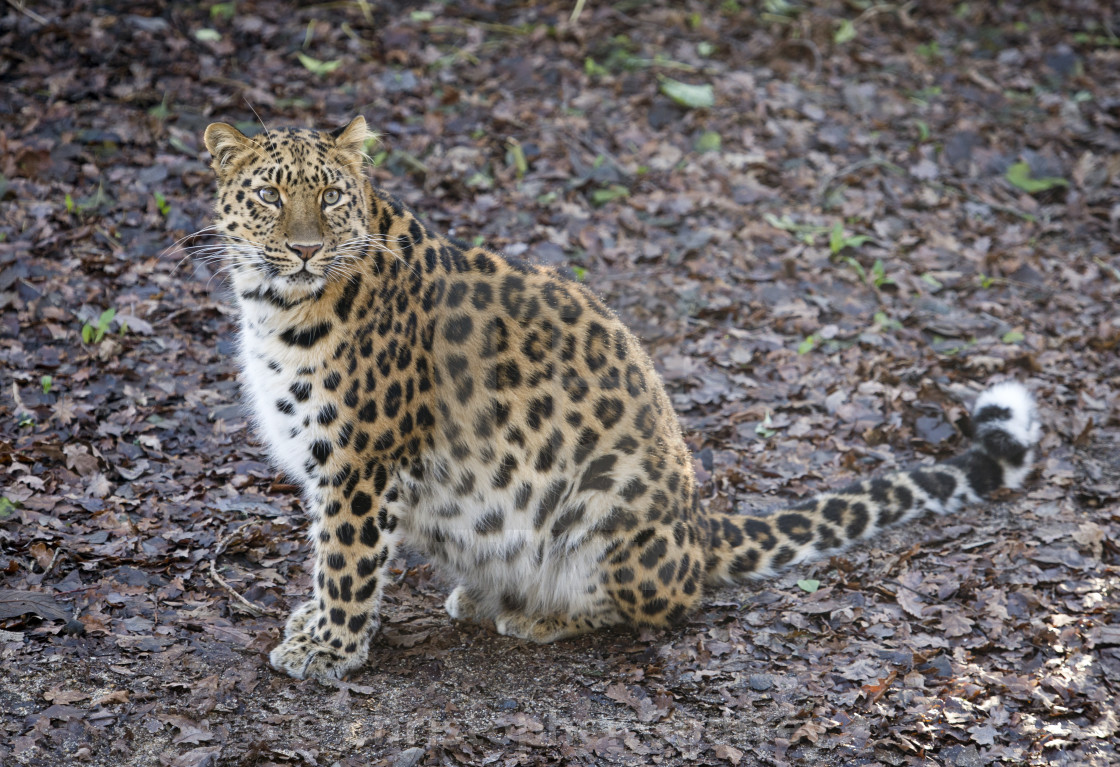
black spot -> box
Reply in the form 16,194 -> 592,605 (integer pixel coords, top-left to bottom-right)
514,482 -> 533,510
579,454 -> 617,492
475,509 -> 504,535
446,281 -> 468,308
356,557 -> 377,577
776,512 -> 814,545
822,497 -> 847,524
471,282 -> 493,309
443,314 -> 473,344
289,381 -> 312,402
534,479 -> 568,530
492,454 -> 517,489
551,503 -> 586,538
334,274 -> 363,322
324,500 -> 341,517
348,613 -> 368,633
317,403 -> 338,426
641,597 -> 668,616
383,381 -> 402,419
355,577 -> 378,602
573,427 -> 599,465
912,470 -> 956,502
280,321 -> 332,347
730,549 -> 759,575
638,537 -> 668,568
771,546 -> 795,569
744,519 -> 775,549
360,518 -> 379,547
584,323 -> 611,372
276,399 -> 295,416
311,440 -> 332,465
480,317 -> 509,358
486,361 -> 521,390
336,522 -> 355,546
323,371 -> 341,391
593,397 -> 624,429
327,553 -> 345,570
351,492 -> 373,517
847,502 -> 869,539
614,566 -> 635,584
534,429 -> 564,472
527,395 -> 554,431
619,478 -> 648,502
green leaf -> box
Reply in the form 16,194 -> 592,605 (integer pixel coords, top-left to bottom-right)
797,334 -> 817,355
1005,161 -> 1069,194
659,77 -> 714,109
82,324 -> 94,344
834,19 -> 856,44
0,497 -> 15,519
41,375 -> 52,394
298,53 -> 342,76
210,2 -> 236,20
584,58 -> 608,78
842,256 -> 867,282
410,10 -> 434,22
797,579 -> 821,593
920,272 -> 943,290
1001,330 -> 1025,344
193,28 -> 222,42
153,191 -> 170,216
506,140 -> 528,178
755,410 -> 776,438
696,41 -> 715,57
829,221 -> 845,254
591,185 -> 629,205
571,265 -> 588,281
694,131 -> 721,153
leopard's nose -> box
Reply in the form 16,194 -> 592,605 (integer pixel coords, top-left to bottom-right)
288,243 -> 323,262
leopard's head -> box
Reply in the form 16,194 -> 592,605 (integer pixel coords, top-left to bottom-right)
203,116 -> 375,299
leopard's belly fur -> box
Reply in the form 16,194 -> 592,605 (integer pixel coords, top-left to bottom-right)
203,117 -> 1040,682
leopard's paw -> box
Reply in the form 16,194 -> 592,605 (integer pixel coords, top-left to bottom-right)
269,629 -> 368,681
270,602 -> 371,681
444,585 -> 481,622
495,612 -> 579,644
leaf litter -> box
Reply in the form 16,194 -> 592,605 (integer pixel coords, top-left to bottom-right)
1,1 -> 1118,765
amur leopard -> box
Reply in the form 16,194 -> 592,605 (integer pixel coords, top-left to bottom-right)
202,117 -> 1040,682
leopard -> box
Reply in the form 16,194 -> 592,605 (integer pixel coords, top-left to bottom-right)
201,116 -> 1041,682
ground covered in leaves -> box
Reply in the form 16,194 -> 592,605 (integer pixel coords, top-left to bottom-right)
2,1 -> 1119,765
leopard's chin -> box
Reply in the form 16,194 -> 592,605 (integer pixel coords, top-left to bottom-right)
272,270 -> 327,298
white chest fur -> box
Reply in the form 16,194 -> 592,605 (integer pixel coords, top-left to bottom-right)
236,302 -> 331,497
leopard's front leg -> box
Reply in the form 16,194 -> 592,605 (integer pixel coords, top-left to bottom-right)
270,479 -> 402,681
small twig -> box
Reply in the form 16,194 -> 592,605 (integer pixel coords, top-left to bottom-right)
209,528 -> 283,618
569,0 -> 587,25
5,0 -> 47,25
41,547 -> 63,578
816,156 -> 906,204
868,669 -> 898,705
1094,257 -> 1120,283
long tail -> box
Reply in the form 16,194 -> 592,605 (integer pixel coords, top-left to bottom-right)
704,382 -> 1040,583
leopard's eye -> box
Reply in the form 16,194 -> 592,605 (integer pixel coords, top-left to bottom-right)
322,188 -> 341,206
258,187 -> 280,204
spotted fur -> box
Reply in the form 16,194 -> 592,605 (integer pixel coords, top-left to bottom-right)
202,117 -> 1041,682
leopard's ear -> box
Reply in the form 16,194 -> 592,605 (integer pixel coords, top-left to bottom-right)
330,116 -> 376,156
204,122 -> 257,175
